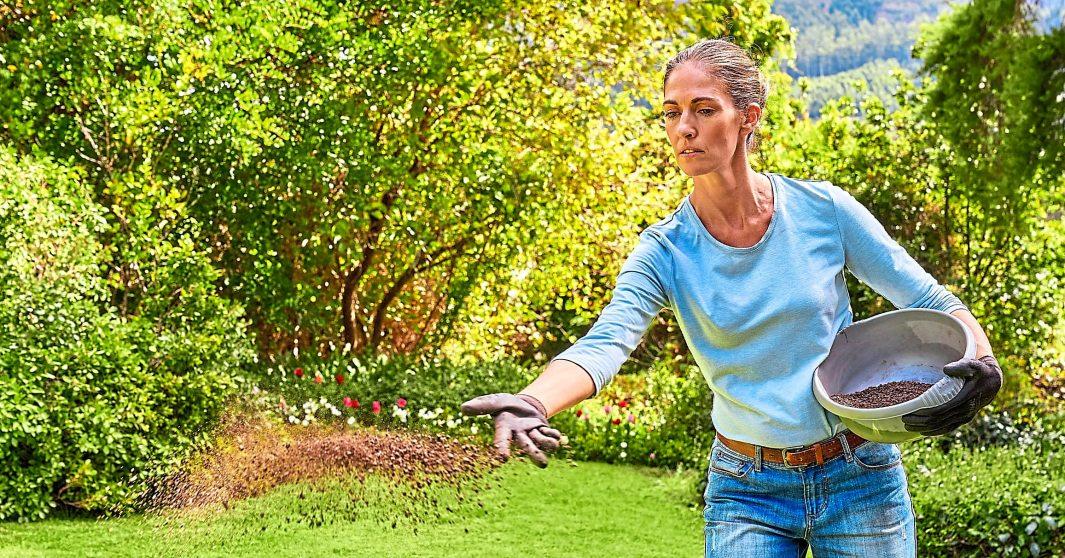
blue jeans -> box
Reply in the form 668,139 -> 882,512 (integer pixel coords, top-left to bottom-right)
703,434 -> 916,557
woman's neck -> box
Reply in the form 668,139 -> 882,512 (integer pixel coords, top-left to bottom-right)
689,168 -> 773,230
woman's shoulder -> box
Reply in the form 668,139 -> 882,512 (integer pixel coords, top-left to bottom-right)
771,172 -> 840,202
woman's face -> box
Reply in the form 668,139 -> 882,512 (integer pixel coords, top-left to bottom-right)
661,62 -> 756,177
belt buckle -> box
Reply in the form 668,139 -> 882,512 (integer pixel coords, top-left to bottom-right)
779,445 -> 807,468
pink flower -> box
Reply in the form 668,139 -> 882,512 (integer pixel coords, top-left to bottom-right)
649,452 -> 656,460
627,413 -> 635,424
603,405 -> 612,414
335,373 -> 344,384
343,396 -> 357,408
396,397 -> 407,409
279,396 -> 287,410
294,367 -> 304,378
371,400 -> 381,414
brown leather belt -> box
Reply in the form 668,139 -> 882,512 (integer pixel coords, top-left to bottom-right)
716,431 -> 868,467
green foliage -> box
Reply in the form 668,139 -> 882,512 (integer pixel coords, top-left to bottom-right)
911,0 -> 1065,367
0,0 -> 793,361
906,439 -> 1065,557
549,360 -> 715,469
796,58 -> 913,118
0,147 -> 255,521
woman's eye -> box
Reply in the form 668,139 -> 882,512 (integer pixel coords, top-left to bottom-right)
663,111 -> 679,120
699,108 -> 714,116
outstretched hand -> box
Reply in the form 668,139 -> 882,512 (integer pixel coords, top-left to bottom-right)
460,393 -> 563,468
901,355 -> 1002,436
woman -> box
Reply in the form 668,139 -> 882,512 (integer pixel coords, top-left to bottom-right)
461,39 -> 1002,557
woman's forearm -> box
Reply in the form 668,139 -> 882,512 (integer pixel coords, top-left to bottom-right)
950,308 -> 994,359
517,359 -> 596,418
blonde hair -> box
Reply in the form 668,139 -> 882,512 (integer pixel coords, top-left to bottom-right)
663,38 -> 769,152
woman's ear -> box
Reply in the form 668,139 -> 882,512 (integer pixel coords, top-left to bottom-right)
741,103 -> 762,131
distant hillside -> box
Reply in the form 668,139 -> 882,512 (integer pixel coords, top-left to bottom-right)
773,0 -> 958,117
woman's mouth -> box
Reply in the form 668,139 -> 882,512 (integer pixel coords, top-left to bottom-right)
680,149 -> 704,158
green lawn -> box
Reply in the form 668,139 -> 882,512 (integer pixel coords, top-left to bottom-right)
0,459 -> 705,557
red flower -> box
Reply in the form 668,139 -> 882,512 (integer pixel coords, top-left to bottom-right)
575,408 -> 583,417
314,374 -> 324,384
611,417 -> 621,425
343,396 -> 358,408
396,397 -> 407,409
335,373 -> 344,384
618,400 -> 628,408
294,367 -> 304,378
371,400 -> 381,414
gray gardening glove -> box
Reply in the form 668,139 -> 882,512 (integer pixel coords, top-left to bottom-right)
901,355 -> 1003,436
460,393 -> 563,468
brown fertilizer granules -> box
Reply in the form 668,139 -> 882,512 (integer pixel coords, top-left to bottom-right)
830,380 -> 934,408
137,416 -> 502,512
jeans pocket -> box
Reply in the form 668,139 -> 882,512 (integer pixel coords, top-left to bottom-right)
708,444 -> 755,479
851,441 -> 902,471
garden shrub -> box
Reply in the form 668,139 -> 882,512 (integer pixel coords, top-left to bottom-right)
905,439 -> 1064,557
0,148 -> 255,520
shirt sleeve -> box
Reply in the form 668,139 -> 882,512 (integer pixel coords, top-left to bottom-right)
550,230 -> 672,397
829,183 -> 968,314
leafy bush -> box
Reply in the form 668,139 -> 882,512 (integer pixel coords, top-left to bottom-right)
549,360 -> 715,470
0,148 -> 254,520
905,439 -> 1065,557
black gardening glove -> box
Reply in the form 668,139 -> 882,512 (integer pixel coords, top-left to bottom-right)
901,355 -> 1002,436
460,393 -> 562,468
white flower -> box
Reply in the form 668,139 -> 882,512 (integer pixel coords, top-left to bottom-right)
619,451 -> 627,459
347,417 -> 355,426
560,434 -> 569,445
620,441 -> 627,448
288,415 -> 298,424
470,424 -> 479,434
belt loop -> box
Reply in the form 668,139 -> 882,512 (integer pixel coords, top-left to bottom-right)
754,446 -> 763,472
839,431 -> 854,462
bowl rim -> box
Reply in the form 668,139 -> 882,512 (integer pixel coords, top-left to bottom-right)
813,308 -> 975,418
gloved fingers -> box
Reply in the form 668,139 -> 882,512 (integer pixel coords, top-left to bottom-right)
921,418 -> 970,437
511,416 -> 550,431
461,393 -> 511,416
527,428 -> 560,451
492,418 -> 515,461
943,358 -> 984,380
902,379 -> 979,422
513,429 -> 549,468
902,405 -> 975,430
536,425 -> 563,440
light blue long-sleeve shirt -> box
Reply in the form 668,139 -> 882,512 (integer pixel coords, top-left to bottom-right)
551,173 -> 968,448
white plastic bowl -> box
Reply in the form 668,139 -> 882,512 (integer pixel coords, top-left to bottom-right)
813,308 -> 975,443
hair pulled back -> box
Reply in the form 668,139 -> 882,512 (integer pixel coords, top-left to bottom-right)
663,38 -> 769,152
